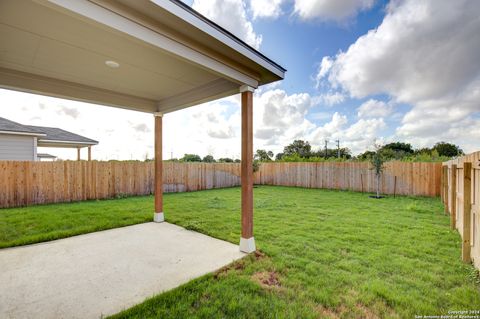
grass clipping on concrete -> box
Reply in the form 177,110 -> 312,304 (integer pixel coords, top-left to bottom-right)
1,186 -> 479,318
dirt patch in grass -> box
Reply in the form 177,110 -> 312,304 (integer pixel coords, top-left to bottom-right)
254,250 -> 266,260
213,250 -> 269,280
251,271 -> 281,290
359,304 -> 382,319
316,304 -> 380,319
213,265 -> 232,279
214,259 -> 246,279
317,307 -> 337,319
234,261 -> 246,270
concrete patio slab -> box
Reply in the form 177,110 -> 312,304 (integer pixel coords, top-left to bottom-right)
0,222 -> 245,319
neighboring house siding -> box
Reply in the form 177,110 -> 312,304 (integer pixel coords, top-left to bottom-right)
0,134 -> 35,161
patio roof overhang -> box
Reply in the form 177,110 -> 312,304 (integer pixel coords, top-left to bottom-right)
37,140 -> 97,148
0,0 -> 285,253
0,0 -> 285,113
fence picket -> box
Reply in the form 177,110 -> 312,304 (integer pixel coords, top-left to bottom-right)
0,161 -> 441,208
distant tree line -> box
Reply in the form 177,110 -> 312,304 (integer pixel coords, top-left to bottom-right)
356,141 -> 463,162
272,140 -> 352,162
145,140 -> 463,163
264,140 -> 463,163
163,154 -> 241,163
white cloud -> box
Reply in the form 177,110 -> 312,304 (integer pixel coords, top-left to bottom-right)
57,106 -> 80,119
256,80 -> 283,95
256,89 -> 313,129
318,0 -> 480,153
310,112 -> 348,139
309,111 -> 332,121
294,0 -> 375,22
253,89 -> 316,149
163,98 -> 242,159
395,89 -> 480,152
131,123 -> 150,133
314,91 -> 345,107
192,0 -> 262,49
308,112 -> 386,154
255,127 -> 281,140
250,0 -> 284,20
357,99 -> 393,118
251,90 -> 387,155
0,87 -> 387,160
193,108 -> 237,139
315,56 -> 334,89
343,118 -> 385,142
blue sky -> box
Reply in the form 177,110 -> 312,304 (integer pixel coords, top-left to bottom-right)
252,2 -> 387,95
248,0 -> 394,136
1,0 -> 479,160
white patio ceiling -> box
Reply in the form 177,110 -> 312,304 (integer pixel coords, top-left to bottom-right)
0,0 -> 285,113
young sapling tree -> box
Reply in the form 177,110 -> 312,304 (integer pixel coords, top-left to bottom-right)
370,144 -> 386,198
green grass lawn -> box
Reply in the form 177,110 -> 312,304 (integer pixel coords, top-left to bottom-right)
1,186 -> 479,318
0,196 -> 153,248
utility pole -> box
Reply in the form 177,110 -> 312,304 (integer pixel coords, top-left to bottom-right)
324,140 -> 328,158
336,140 -> 340,158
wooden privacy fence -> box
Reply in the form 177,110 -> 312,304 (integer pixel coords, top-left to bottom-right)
255,162 -> 441,197
0,161 -> 240,208
442,151 -> 480,269
0,160 -> 441,208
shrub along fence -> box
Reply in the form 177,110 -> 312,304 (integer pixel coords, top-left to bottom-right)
442,151 -> 480,269
0,160 -> 441,208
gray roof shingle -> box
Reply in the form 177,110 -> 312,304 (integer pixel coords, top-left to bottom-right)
26,125 -> 98,144
0,117 -> 98,145
0,117 -> 45,135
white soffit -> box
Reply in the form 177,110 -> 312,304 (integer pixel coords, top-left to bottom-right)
0,0 -> 284,113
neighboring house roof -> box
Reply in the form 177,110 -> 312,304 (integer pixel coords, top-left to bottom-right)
0,117 -> 98,148
0,117 -> 46,137
26,125 -> 98,146
37,153 -> 57,159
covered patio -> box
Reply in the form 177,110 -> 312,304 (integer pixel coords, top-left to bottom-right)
0,223 -> 245,318
0,0 -> 285,252
0,0 -> 284,317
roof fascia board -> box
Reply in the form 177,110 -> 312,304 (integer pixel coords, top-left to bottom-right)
42,0 -> 258,88
38,139 -> 98,146
37,154 -> 57,158
153,0 -> 285,78
0,130 -> 46,137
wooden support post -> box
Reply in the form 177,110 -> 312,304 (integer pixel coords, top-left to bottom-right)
88,146 -> 92,161
451,164 -> 457,230
240,86 -> 255,253
77,148 -> 81,161
153,113 -> 164,222
443,165 -> 449,214
462,162 -> 472,263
